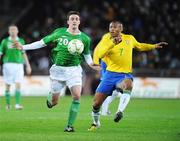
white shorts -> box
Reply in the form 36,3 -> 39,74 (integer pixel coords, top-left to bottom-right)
49,64 -> 82,93
3,63 -> 24,85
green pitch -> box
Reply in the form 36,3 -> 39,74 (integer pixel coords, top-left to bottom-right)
0,96 -> 179,141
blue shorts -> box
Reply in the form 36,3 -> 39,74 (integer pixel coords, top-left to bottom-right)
100,61 -> 107,80
96,71 -> 133,95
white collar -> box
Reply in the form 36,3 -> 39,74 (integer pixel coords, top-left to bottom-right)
8,36 -> 19,41
66,28 -> 81,35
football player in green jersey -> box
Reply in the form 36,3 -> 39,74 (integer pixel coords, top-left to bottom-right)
0,25 -> 31,110
14,11 -> 99,132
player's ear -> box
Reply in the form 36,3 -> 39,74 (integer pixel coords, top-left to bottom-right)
67,19 -> 70,25
121,24 -> 123,32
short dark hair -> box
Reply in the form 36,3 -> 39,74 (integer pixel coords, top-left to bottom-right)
110,20 -> 123,25
9,24 -> 17,27
67,11 -> 80,20
110,20 -> 123,29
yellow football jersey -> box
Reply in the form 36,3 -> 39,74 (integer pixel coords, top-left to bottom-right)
93,33 -> 156,73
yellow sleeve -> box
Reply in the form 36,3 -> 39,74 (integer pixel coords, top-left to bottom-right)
97,35 -> 115,57
93,34 -> 115,65
93,44 -> 100,65
132,35 -> 156,51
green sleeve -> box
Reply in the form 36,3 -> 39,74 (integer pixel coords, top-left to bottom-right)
0,39 -> 6,54
83,36 -> 91,55
42,28 -> 61,45
20,38 -> 25,45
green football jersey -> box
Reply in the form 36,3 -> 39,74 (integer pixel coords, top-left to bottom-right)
0,37 -> 25,63
43,27 -> 91,66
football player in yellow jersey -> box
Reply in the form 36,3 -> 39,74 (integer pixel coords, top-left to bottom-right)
88,21 -> 167,131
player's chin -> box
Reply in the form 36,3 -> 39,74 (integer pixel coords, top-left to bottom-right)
110,33 -> 117,38
72,24 -> 78,27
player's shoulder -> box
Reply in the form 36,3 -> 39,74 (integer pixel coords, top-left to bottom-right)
18,37 -> 25,41
122,33 -> 136,41
122,33 -> 134,38
80,31 -> 91,41
99,33 -> 111,42
1,37 -> 8,43
18,37 -> 25,44
102,33 -> 111,39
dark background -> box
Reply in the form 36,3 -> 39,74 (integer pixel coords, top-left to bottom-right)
0,0 -> 179,77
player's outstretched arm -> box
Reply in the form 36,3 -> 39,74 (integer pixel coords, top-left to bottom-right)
13,40 -> 46,50
155,42 -> 168,48
89,63 -> 101,71
23,53 -> 32,75
84,54 -> 101,71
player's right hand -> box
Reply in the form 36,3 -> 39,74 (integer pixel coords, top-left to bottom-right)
89,63 -> 101,71
112,35 -> 122,44
155,42 -> 168,48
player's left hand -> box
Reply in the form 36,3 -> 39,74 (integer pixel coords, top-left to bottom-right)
26,65 -> 32,75
13,41 -> 23,50
89,63 -> 101,71
155,42 -> 168,48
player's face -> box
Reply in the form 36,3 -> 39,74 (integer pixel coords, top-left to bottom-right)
67,14 -> 80,29
109,22 -> 123,37
8,26 -> 18,37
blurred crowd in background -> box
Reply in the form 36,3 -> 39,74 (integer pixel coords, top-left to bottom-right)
0,0 -> 179,77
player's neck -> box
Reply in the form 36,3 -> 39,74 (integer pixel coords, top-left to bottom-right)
67,27 -> 80,35
10,36 -> 18,40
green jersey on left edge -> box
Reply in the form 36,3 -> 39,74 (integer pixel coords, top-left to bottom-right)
0,37 -> 25,64
43,27 -> 91,66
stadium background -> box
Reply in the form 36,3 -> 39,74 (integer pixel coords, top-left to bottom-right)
0,0 -> 179,75
0,0 -> 179,96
